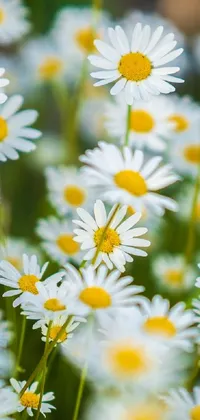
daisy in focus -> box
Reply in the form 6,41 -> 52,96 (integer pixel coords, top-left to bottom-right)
36,217 -> 82,265
152,254 -> 196,293
0,0 -> 30,45
165,387 -> 200,420
105,94 -> 174,151
0,95 -> 41,162
0,237 -> 40,271
73,199 -> 150,272
63,263 -> 144,322
0,254 -> 62,307
45,166 -> 95,216
0,67 -> 9,104
89,24 -> 184,104
10,379 -> 55,417
0,385 -> 18,420
41,315 -> 81,349
81,143 -> 179,215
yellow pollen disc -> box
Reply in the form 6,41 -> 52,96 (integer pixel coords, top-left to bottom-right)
18,275 -> 39,295
118,52 -> 152,82
195,202 -> 200,221
64,185 -> 86,207
190,405 -> 200,420
131,110 -> 155,133
125,404 -> 163,420
0,8 -> 5,24
183,145 -> 200,164
114,170 -> 147,196
44,298 -> 66,312
108,343 -> 149,377
94,227 -> 120,253
38,57 -> 63,80
6,257 -> 22,271
144,316 -> 177,338
56,234 -> 80,255
0,117 -> 8,142
168,114 -> 189,132
164,269 -> 184,286
79,286 -> 111,309
20,392 -> 40,409
49,325 -> 67,342
75,27 -> 97,53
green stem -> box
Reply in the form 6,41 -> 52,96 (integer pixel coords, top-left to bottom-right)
92,204 -> 120,266
184,164 -> 200,265
14,316 -> 26,378
72,361 -> 88,420
35,323 -> 51,420
124,104 -> 131,146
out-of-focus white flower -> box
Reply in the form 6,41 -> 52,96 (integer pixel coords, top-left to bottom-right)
177,184 -> 200,224
167,95 -> 200,137
28,134 -> 65,169
36,217 -> 82,265
10,379 -> 55,418
0,0 -> 30,45
81,143 -> 179,215
0,237 -> 40,272
0,67 -> 9,104
0,95 -> 41,162
63,264 -> 144,322
165,387 -> 200,420
41,315 -> 81,348
0,254 -> 62,307
73,200 -> 150,272
0,55 -> 24,96
89,24 -> 184,104
45,166 -> 95,216
152,254 -> 196,293
0,385 -> 18,420
0,310 -> 12,348
105,94 -> 174,151
80,97 -> 108,144
0,350 -> 14,381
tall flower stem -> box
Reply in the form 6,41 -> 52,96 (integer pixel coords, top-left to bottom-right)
184,164 -> 200,265
72,361 -> 88,420
14,316 -> 26,378
19,317 -> 72,398
92,203 -> 120,266
124,104 -> 132,146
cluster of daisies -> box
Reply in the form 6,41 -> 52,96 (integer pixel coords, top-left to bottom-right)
0,1 -> 200,420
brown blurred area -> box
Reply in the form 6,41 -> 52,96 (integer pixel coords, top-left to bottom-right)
158,0 -> 200,35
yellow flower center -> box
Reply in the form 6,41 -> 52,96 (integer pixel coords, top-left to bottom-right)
79,286 -> 111,309
75,27 -> 97,53
183,145 -> 200,164
20,392 -> 40,409
143,316 -> 177,338
44,298 -> 66,312
190,405 -> 200,420
6,257 -> 22,271
164,269 -> 184,286
118,52 -> 152,82
107,342 -> 149,377
18,275 -> 39,295
38,57 -> 63,80
0,8 -> 5,24
168,114 -> 189,132
131,110 -> 155,133
94,227 -> 120,253
49,325 -> 67,342
125,404 -> 163,420
64,185 -> 86,207
114,170 -> 147,196
56,234 -> 80,255
0,117 -> 8,142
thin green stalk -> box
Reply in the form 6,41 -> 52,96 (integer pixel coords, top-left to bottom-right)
92,204 -> 120,266
124,104 -> 132,146
72,361 -> 88,420
184,164 -> 200,265
14,316 -> 26,378
19,316 -> 72,397
79,260 -> 87,270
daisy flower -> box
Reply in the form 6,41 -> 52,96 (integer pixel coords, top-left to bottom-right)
152,254 -> 196,293
0,254 -> 62,308
0,385 -> 18,420
0,310 -> 12,348
45,166 -> 95,216
105,94 -> 174,151
165,387 -> 200,420
36,217 -> 82,265
80,142 -> 179,215
88,24 -> 184,104
73,200 -> 150,272
167,95 -> 200,136
0,237 -> 40,272
52,7 -> 109,63
0,95 -> 41,162
10,379 -> 55,417
0,67 -> 9,104
140,295 -> 197,351
0,0 -> 30,45
41,315 -> 81,349
63,263 -> 144,322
